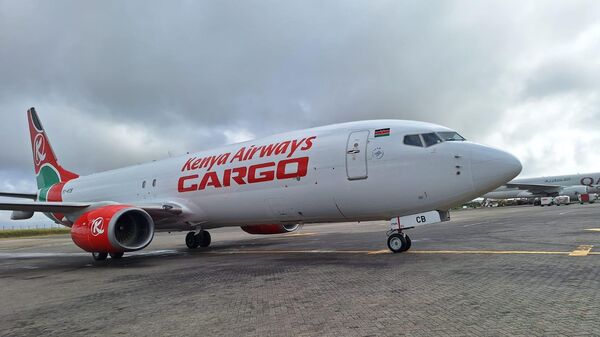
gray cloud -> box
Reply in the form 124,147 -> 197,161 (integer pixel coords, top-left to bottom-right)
1,0 -> 600,223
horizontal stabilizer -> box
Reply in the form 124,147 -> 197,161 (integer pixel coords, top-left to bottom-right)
0,192 -> 37,200
0,201 -> 90,213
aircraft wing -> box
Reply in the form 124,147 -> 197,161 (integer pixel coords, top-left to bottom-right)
504,183 -> 562,194
0,201 -> 184,222
0,201 -> 90,213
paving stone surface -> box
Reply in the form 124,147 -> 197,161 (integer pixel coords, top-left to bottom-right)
1,204 -> 600,336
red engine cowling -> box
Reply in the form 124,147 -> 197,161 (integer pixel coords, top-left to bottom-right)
240,224 -> 300,235
71,205 -> 154,253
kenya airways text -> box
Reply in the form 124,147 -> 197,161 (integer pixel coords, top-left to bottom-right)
178,136 -> 317,193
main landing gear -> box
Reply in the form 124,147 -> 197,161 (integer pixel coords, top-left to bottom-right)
91,252 -> 124,261
387,231 -> 412,253
185,230 -> 211,249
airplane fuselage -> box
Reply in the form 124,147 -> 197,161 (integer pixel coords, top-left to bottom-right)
48,120 -> 518,230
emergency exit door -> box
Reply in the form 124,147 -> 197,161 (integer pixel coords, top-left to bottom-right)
346,130 -> 369,180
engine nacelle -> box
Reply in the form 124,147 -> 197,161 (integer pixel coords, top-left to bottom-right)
71,205 -> 154,253
241,224 -> 300,235
560,186 -> 589,199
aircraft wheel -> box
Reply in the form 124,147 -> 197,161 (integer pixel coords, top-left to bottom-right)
387,233 -> 407,253
186,232 -> 199,249
110,252 -> 124,259
198,231 -> 211,248
92,252 -> 108,261
402,234 -> 412,252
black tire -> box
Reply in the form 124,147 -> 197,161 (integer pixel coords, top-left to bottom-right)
198,231 -> 211,248
186,232 -> 199,249
387,233 -> 407,253
92,252 -> 108,261
109,252 -> 124,259
402,234 -> 412,252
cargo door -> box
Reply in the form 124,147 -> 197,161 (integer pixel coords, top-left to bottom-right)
345,130 -> 369,180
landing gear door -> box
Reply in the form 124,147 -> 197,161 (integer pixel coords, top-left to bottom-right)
346,130 -> 369,180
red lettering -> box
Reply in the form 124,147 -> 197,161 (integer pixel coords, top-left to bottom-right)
199,171 -> 222,190
231,167 -> 247,185
301,136 -> 316,150
217,153 -> 230,165
178,175 -> 199,192
247,146 -> 260,160
287,138 -> 305,158
199,157 -> 211,168
179,156 -> 311,191
207,155 -> 220,171
231,147 -> 246,162
259,143 -> 277,157
223,169 -> 232,187
248,162 -> 275,183
276,157 -> 309,179
192,158 -> 202,170
182,157 -> 195,172
243,146 -> 255,161
275,141 -> 290,155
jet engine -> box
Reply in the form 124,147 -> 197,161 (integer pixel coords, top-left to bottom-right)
241,224 -> 300,235
560,186 -> 589,199
71,205 -> 154,253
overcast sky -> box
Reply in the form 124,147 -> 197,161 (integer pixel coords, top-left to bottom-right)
1,1 -> 599,224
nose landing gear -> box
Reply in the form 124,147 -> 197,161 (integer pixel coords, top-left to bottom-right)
387,231 -> 412,253
185,230 -> 212,249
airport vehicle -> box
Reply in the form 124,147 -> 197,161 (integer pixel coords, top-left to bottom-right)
579,193 -> 597,204
0,108 -> 521,259
539,197 -> 553,206
553,196 -> 570,206
483,172 -> 600,201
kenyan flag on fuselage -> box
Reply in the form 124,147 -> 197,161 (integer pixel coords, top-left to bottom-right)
374,128 -> 390,137
27,108 -> 78,202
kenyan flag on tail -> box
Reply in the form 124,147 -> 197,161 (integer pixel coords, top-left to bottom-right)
27,108 -> 78,201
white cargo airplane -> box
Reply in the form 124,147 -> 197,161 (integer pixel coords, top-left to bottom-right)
482,173 -> 600,200
0,108 -> 521,260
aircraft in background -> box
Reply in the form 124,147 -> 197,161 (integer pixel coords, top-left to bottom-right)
0,108 -> 521,260
482,173 -> 600,200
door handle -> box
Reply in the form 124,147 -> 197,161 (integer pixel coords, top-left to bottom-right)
347,149 -> 360,154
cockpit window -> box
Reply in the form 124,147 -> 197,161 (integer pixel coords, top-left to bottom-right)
421,133 -> 443,147
437,131 -> 466,141
403,134 -> 423,147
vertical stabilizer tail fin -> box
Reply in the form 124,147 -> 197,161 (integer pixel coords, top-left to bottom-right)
27,107 -> 78,191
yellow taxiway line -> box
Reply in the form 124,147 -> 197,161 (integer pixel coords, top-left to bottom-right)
209,247 -> 596,256
569,245 -> 593,257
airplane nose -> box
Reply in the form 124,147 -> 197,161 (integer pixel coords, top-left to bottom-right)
471,145 -> 522,194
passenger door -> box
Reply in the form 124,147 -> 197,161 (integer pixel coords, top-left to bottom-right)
345,130 -> 369,180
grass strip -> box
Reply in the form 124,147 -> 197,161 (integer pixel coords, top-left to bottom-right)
0,228 -> 70,238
